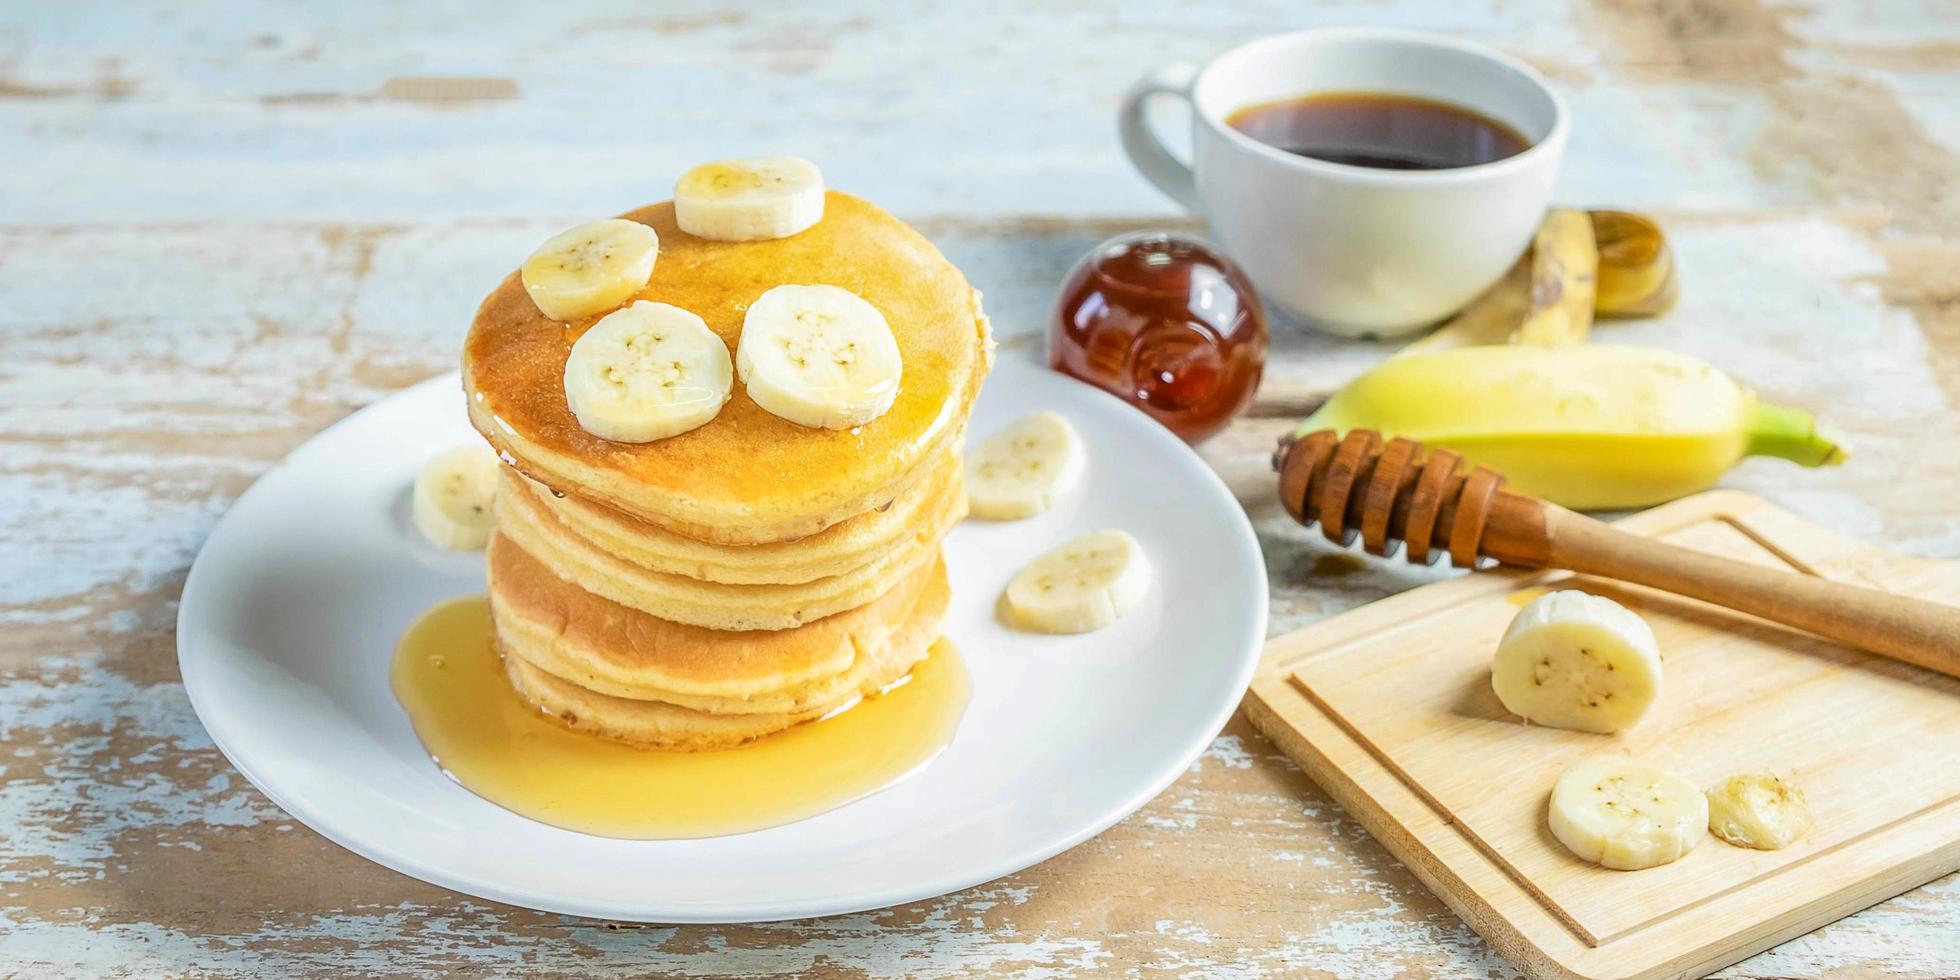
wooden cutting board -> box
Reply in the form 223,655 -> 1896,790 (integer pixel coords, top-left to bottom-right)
1245,490 -> 1960,980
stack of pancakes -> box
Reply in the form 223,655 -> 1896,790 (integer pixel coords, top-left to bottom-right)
462,192 -> 991,750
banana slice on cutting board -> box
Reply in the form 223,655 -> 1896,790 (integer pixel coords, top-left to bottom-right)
737,284 -> 901,429
1002,529 -> 1151,634
674,156 -> 825,242
1707,772 -> 1812,849
965,411 -> 1086,520
1549,757 -> 1707,870
520,218 -> 660,322
1491,590 -> 1661,733
564,300 -> 733,443
413,445 -> 501,550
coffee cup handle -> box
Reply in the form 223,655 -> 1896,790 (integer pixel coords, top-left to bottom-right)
1119,61 -> 1202,211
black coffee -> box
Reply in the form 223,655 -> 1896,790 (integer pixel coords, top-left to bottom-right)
1227,91 -> 1529,170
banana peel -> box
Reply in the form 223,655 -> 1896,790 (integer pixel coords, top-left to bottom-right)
1593,210 -> 1678,318
1403,208 -> 1673,355
1419,251 -> 1533,350
1515,208 -> 1600,345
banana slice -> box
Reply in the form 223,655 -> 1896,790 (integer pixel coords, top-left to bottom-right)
1003,529 -> 1151,634
563,300 -> 732,443
737,284 -> 901,429
674,156 -> 825,242
1549,757 -> 1707,870
966,411 -> 1086,520
1491,590 -> 1661,734
412,445 -> 500,549
1707,772 -> 1811,850
520,218 -> 659,322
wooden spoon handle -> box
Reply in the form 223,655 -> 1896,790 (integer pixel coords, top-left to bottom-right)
1275,429 -> 1960,677
1544,506 -> 1960,680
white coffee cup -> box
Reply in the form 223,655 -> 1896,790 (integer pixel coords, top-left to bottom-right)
1120,28 -> 1567,338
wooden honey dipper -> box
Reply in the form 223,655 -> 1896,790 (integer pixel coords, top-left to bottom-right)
1275,428 -> 1960,680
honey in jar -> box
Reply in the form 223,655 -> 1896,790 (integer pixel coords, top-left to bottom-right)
1050,233 -> 1267,442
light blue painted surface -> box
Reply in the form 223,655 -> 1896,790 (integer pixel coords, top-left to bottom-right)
2,0 -> 1953,224
1,1 -> 1956,976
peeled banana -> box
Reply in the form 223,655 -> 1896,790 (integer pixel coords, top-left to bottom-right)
1295,344 -> 1845,510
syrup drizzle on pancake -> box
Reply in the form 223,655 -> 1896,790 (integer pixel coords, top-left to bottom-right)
392,596 -> 970,840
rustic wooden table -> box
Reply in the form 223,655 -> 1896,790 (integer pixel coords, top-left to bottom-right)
4,1 -> 1956,976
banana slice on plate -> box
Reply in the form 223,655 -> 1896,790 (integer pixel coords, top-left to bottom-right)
1491,590 -> 1661,733
737,284 -> 901,429
966,411 -> 1086,520
1549,757 -> 1707,870
520,218 -> 659,322
564,300 -> 733,443
412,445 -> 501,550
1707,772 -> 1811,849
674,156 -> 825,242
1003,529 -> 1151,634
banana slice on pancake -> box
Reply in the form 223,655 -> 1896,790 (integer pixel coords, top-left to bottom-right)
520,218 -> 659,321
674,157 -> 825,242
564,301 -> 733,443
1549,757 -> 1706,870
738,284 -> 902,430
1491,590 -> 1661,733
413,445 -> 501,549
965,411 -> 1085,520
1003,529 -> 1151,634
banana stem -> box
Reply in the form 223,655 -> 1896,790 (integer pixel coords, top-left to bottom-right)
1746,401 -> 1846,467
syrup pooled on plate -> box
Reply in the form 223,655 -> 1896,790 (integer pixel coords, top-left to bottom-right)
1050,233 -> 1266,443
392,597 -> 970,839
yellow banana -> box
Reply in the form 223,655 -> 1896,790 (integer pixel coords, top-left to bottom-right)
1295,345 -> 1844,510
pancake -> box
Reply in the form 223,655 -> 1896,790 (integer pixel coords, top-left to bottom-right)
520,446 -> 966,586
485,533 -> 937,703
495,467 -> 943,631
497,557 -> 948,752
502,619 -> 946,752
497,549 -> 949,718
464,191 -> 995,545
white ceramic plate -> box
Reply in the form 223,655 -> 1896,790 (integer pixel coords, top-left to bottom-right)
177,354 -> 1268,923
